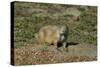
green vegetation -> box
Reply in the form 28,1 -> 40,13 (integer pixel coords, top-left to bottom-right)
14,2 -> 97,48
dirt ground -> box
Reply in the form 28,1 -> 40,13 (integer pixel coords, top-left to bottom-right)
14,43 -> 97,65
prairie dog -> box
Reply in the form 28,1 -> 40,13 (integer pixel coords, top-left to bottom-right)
34,25 -> 68,49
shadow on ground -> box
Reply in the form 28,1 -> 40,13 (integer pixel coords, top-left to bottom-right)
57,41 -> 79,48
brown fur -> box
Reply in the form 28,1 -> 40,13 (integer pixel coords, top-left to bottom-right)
34,25 -> 59,46
34,25 -> 68,48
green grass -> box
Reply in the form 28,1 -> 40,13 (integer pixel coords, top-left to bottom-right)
13,2 -> 97,48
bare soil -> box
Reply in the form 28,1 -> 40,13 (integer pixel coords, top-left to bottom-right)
14,43 -> 97,65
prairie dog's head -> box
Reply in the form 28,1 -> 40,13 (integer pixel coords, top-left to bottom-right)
59,26 -> 68,35
58,25 -> 68,42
